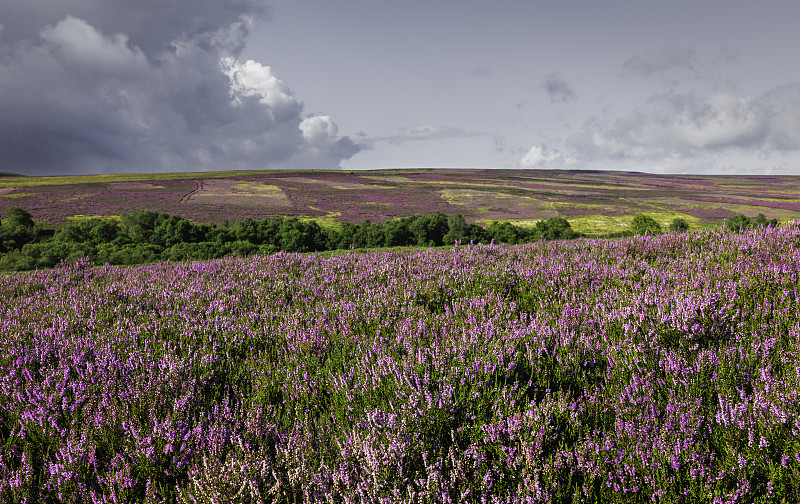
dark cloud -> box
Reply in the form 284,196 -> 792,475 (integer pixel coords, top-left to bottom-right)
566,84 -> 800,162
542,74 -> 576,103
621,48 -> 697,79
0,1 -> 361,175
0,0 -> 272,57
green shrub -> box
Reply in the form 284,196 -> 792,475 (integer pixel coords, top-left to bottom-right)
631,214 -> 662,235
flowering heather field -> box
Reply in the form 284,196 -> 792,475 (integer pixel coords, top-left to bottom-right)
2,226 -> 800,503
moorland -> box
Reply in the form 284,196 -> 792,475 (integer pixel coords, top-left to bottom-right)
2,168 -> 800,503
3,226 -> 800,502
1,168 -> 799,234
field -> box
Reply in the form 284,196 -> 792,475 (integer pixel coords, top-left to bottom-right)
2,225 -> 800,502
2,169 -> 800,233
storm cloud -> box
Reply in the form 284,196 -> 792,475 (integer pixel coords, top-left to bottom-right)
0,0 -> 361,175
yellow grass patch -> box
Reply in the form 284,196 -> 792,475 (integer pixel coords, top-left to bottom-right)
567,211 -> 702,235
0,192 -> 34,199
439,189 -> 536,206
477,211 -> 702,235
299,209 -> 342,229
187,180 -> 291,206
66,214 -> 121,222
549,202 -> 615,211
289,177 -> 390,190
362,175 -> 414,183
64,194 -> 92,202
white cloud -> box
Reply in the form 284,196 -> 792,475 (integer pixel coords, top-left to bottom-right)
516,144 -> 572,168
220,57 -> 299,120
300,116 -> 339,145
566,89 -> 800,163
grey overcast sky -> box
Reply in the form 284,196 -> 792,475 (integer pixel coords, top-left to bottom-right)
2,0 -> 800,175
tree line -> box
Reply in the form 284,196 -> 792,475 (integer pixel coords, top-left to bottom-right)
0,207 -> 780,272
0,208 -> 580,271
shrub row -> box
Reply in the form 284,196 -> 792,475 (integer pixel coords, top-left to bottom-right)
0,209 -> 579,271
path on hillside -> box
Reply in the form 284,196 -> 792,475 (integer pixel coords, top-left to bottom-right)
179,179 -> 204,204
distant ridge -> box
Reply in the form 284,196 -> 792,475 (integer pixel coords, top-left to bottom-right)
0,172 -> 25,177
0,168 -> 797,232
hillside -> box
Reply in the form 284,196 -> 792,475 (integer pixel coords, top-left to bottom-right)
1,169 -> 799,234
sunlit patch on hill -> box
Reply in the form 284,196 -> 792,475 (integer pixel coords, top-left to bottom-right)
185,179 -> 291,206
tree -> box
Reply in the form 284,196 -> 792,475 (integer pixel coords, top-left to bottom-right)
631,214 -> 662,235
121,210 -> 168,244
486,221 -> 520,244
668,218 -> 690,233
0,207 -> 38,252
233,218 -> 258,243
535,217 -> 578,240
753,213 -> 778,228
278,218 -> 327,252
384,217 -> 415,247
724,214 -> 750,233
5,207 -> 34,229
443,214 -> 468,245
410,212 -> 449,246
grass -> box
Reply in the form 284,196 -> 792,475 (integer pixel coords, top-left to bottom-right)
477,211 -> 705,236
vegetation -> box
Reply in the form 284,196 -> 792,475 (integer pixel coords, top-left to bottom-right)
630,214 -> 663,235
0,207 -> 581,271
725,213 -> 779,233
3,225 -> 800,502
668,217 -> 690,232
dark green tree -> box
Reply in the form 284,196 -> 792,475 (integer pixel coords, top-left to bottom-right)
668,218 -> 690,232
753,213 -> 778,228
410,212 -> 449,246
121,210 -> 169,244
486,221 -> 520,244
233,218 -> 259,243
631,214 -> 662,235
534,217 -> 578,240
384,217 -> 415,247
0,207 -> 38,252
443,214 -> 468,245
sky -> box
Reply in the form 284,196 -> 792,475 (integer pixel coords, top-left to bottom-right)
1,0 -> 800,176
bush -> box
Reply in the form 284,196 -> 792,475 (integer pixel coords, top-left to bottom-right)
631,214 -> 662,235
724,214 -> 778,233
668,218 -> 690,232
